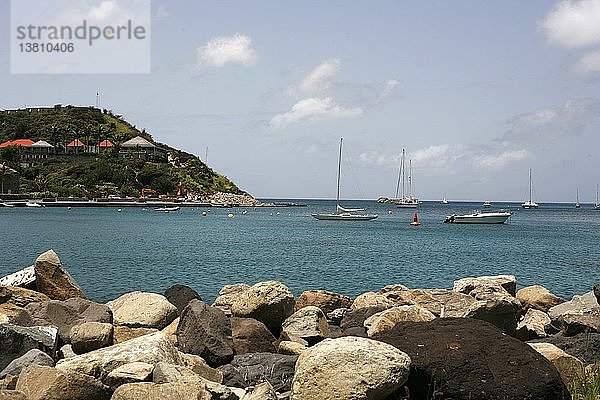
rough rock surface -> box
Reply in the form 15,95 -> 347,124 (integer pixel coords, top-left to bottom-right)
453,274 -> 517,296
529,342 -> 584,386
351,292 -> 396,310
164,284 -> 202,314
33,250 -> 86,300
529,332 -> 600,365
281,306 -> 330,345
463,293 -> 522,336
0,390 -> 26,400
277,341 -> 307,355
219,353 -> 297,392
516,308 -> 551,340
245,381 -> 278,400
339,305 -> 388,337
594,283 -> 600,305
294,290 -> 352,314
56,332 -> 181,380
107,291 -> 178,330
290,336 -> 411,400
400,289 -> 477,317
548,291 -> 599,320
162,317 -> 179,344
113,326 -> 158,344
0,324 -> 57,371
364,305 -> 436,337
10,297 -> 112,344
548,291 -> 600,335
111,382 -> 208,400
16,365 -> 111,400
231,281 -> 295,335
0,349 -> 54,379
70,321 -> 113,354
177,299 -> 234,367
152,362 -> 201,384
0,375 -> 18,390
212,283 -> 251,316
179,353 -> 223,383
231,317 -> 276,354
517,285 -> 564,312
105,362 -> 154,389
0,286 -> 49,319
372,318 -> 571,400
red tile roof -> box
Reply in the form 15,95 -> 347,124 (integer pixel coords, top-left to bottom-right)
99,140 -> 113,147
67,139 -> 86,147
0,139 -> 35,148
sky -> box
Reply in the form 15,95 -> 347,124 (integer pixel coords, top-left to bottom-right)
2,0 -> 600,202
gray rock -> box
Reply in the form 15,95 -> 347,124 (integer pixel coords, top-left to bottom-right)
107,291 -> 178,330
0,324 -> 58,371
153,362 -> 202,384
0,349 -> 54,379
325,307 -> 349,325
70,321 -> 113,354
179,352 -> 224,383
59,344 -> 76,359
218,353 -> 297,392
33,250 -> 86,300
106,362 -> 154,389
453,274 -> 517,296
212,284 -> 251,316
548,291 -> 600,320
462,286 -> 522,336
0,266 -> 35,288
281,306 -> 330,345
164,284 -> 202,314
516,308 -> 551,340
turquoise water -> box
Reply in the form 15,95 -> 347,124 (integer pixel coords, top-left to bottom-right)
1,200 -> 599,303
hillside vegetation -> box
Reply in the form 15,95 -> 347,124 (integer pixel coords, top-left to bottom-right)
0,105 -> 241,197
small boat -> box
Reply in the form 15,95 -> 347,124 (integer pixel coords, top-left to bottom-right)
312,138 -> 378,221
575,188 -> 581,208
483,201 -> 492,208
154,206 -> 180,212
25,201 -> 43,207
595,184 -> 600,210
522,168 -> 539,209
377,149 -> 419,208
444,211 -> 511,224
442,196 -> 448,204
0,202 -> 14,207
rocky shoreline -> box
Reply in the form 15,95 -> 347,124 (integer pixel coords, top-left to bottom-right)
1,250 -> 598,399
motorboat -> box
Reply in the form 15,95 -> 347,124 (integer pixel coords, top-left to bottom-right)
444,211 -> 511,224
154,206 -> 180,212
0,202 -> 14,207
25,201 -> 43,207
483,201 -> 492,208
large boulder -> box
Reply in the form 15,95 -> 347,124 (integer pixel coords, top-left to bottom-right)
453,274 -> 517,296
0,349 -> 54,379
281,306 -> 330,345
528,332 -> 600,365
517,285 -> 564,312
548,291 -> 599,320
529,342 -> 585,386
111,382 -> 208,400
16,365 -> 111,400
0,324 -> 57,371
351,292 -> 396,310
105,362 -> 154,389
364,305 -> 436,337
339,305 -> 389,337
177,299 -> 234,367
70,322 -> 113,354
231,317 -> 276,354
107,291 -> 178,330
152,362 -> 202,384
231,281 -> 295,335
179,353 -> 223,383
0,286 -> 50,319
218,353 -> 297,392
548,291 -> 600,335
294,290 -> 352,314
113,326 -> 158,344
290,336 -> 411,400
372,318 -> 571,400
212,284 -> 250,316
516,308 -> 551,340
33,250 -> 86,300
462,286 -> 522,336
400,289 -> 477,317
56,332 -> 181,380
164,285 -> 202,314
10,297 -> 112,344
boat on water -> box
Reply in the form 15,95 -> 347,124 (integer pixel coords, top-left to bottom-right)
442,196 -> 448,204
376,149 -> 419,207
596,184 -> 600,210
483,201 -> 492,208
575,188 -> 581,208
25,201 -> 43,207
0,202 -> 14,207
522,168 -> 539,209
312,138 -> 378,221
444,211 -> 511,224
154,206 -> 180,212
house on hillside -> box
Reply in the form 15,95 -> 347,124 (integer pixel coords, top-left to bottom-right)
119,136 -> 166,161
0,163 -> 19,194
67,139 -> 86,154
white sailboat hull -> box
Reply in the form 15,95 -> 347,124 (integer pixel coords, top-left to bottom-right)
521,202 -> 539,209
312,212 -> 378,221
444,212 -> 511,224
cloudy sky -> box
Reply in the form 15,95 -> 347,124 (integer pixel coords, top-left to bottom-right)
2,0 -> 600,202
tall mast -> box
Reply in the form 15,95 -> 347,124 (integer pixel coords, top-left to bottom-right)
529,168 -> 532,203
336,137 -> 343,211
395,152 -> 402,199
409,159 -> 413,198
401,149 -> 406,199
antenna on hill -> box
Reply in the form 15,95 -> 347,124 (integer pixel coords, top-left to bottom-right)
95,92 -> 101,108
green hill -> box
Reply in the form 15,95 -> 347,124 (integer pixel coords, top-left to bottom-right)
0,105 -> 242,198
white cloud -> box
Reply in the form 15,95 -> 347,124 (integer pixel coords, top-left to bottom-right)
381,79 -> 399,98
196,34 -> 258,68
572,50 -> 600,74
269,97 -> 363,129
290,59 -> 341,95
58,0 -> 150,26
472,150 -> 529,169
541,0 -> 600,48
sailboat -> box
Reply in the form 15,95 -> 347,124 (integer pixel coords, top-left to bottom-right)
395,150 -> 419,208
595,184 -> 599,210
442,195 -> 448,204
312,138 -> 378,221
575,188 -> 581,208
522,168 -> 539,209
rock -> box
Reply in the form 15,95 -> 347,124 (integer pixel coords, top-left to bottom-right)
339,305 -> 388,337
528,332 -> 600,365
105,362 -> 154,389
529,342 -> 585,386
231,281 -> 295,335
153,362 -> 201,384
16,365 -> 111,400
33,250 -> 86,300
164,284 -> 202,314
59,344 -> 76,359
453,274 -> 517,296
294,290 -> 352,314
0,266 -> 35,289
218,353 -> 297,392
10,297 -> 112,344
290,336 -> 411,400
107,291 -> 178,330
0,286 -> 50,319
177,299 -> 234,367
277,341 -> 307,356
548,291 -> 599,320
364,305 -> 436,337
0,349 -> 54,379
372,318 -> 571,400
325,308 -> 349,325
0,324 -> 57,371
0,375 -> 18,390
70,322 -> 113,354
231,317 -> 276,354
462,287 -> 522,336
516,308 -> 551,340
517,285 -> 564,312
281,306 -> 329,345
548,291 -> 600,335
351,292 -> 396,310
203,379 -> 239,400
114,326 -> 159,344
400,289 -> 478,317
111,382 -> 208,400
179,352 -> 223,383
162,317 -> 179,344
0,390 -> 26,400
594,283 -> 600,304
56,332 -> 181,380
212,284 -> 251,316
245,381 -> 278,400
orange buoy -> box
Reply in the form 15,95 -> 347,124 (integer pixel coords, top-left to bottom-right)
410,212 -> 421,226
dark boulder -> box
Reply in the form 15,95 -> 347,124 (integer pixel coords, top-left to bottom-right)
231,317 -> 276,354
164,285 -> 202,314
176,299 -> 234,367
339,305 -> 388,337
529,332 -> 600,365
372,318 -> 571,400
218,353 -> 297,393
0,324 -> 57,371
0,349 -> 54,379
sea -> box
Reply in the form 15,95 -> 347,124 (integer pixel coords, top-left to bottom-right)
1,200 -> 599,304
